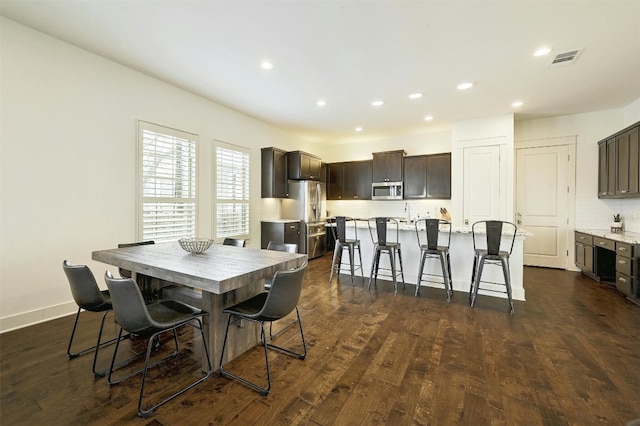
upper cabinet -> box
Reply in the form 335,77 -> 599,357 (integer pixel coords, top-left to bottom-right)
404,153 -> 451,200
327,160 -> 372,200
288,151 -> 322,180
598,122 -> 640,199
372,150 -> 405,182
261,147 -> 288,198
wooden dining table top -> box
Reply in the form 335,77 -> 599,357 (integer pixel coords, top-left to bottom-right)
92,242 -> 307,294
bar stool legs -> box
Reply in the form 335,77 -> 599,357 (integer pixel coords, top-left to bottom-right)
368,246 -> 405,294
416,249 -> 452,302
470,254 -> 515,314
329,241 -> 364,284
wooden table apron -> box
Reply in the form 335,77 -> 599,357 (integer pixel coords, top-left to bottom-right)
92,243 -> 307,370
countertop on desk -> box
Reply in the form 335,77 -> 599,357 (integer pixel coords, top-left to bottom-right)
575,228 -> 640,244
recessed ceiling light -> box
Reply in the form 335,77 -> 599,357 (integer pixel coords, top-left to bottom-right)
409,93 -> 423,99
371,100 -> 384,106
355,127 -> 363,132
512,101 -> 524,107
534,47 -> 551,57
424,115 -> 434,121
316,99 -> 326,107
457,82 -> 473,90
261,61 -> 274,70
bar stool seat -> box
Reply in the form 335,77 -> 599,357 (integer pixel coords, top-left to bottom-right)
469,220 -> 517,314
367,217 -> 405,294
329,216 -> 364,284
415,219 -> 453,301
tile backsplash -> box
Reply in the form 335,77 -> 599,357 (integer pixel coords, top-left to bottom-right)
326,199 -> 452,222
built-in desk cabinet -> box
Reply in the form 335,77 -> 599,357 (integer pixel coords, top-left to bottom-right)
575,230 -> 640,305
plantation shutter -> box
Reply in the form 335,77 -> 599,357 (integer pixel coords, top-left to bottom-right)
138,121 -> 197,243
215,141 -> 250,238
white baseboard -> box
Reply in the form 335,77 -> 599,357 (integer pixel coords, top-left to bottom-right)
0,301 -> 77,334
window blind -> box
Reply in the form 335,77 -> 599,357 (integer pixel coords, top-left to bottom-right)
215,141 -> 250,238
138,121 -> 197,243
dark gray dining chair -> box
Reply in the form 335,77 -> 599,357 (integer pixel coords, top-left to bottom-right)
264,240 -> 299,338
104,271 -> 212,418
62,260 -> 122,378
219,262 -> 307,396
414,219 -> 453,301
469,220 -> 517,314
223,238 -> 246,247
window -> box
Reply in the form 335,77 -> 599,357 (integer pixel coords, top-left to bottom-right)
138,121 -> 197,243
215,141 -> 250,238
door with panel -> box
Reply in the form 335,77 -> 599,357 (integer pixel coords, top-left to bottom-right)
516,144 -> 570,269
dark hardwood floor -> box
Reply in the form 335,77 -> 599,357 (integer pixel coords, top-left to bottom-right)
1,254 -> 639,425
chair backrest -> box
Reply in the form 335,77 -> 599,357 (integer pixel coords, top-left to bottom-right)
258,262 -> 308,321
367,217 -> 399,246
62,260 -> 110,311
223,238 -> 246,247
415,218 -> 451,251
472,220 -> 517,255
104,271 -> 155,335
266,241 -> 298,253
329,216 -> 357,243
117,241 -> 155,278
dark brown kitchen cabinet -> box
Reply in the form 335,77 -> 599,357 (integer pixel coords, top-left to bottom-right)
327,160 -> 372,200
615,126 -> 639,196
261,221 -> 300,249
403,153 -> 451,199
598,121 -> 640,199
372,150 -> 405,182
261,147 -> 288,198
288,151 -> 322,180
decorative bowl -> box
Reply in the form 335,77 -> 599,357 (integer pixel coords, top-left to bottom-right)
178,238 -> 213,254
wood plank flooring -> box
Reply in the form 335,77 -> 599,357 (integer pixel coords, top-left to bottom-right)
1,254 -> 639,425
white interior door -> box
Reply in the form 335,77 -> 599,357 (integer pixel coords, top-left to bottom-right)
516,145 -> 569,268
463,145 -> 502,225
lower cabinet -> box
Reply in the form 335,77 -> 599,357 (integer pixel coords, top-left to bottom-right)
261,221 -> 301,250
575,230 -> 640,305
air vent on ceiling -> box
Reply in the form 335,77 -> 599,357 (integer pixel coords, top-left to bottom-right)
549,49 -> 582,68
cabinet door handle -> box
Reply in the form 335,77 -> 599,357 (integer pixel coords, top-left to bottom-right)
618,260 -> 627,264
619,277 -> 627,283
619,247 -> 627,251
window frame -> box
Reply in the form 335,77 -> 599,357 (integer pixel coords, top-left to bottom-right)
214,140 -> 251,240
137,120 -> 199,243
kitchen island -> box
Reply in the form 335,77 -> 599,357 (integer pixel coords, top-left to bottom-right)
336,220 -> 531,301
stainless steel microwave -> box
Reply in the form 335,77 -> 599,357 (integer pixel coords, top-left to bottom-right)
372,182 -> 403,200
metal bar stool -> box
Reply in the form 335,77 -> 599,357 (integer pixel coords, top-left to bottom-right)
367,217 -> 405,293
329,216 -> 364,284
469,220 -> 517,314
414,219 -> 453,301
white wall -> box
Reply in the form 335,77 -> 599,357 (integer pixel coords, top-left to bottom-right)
0,18 -> 322,331
515,107 -> 640,232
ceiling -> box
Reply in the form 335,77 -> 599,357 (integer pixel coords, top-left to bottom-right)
2,0 -> 639,143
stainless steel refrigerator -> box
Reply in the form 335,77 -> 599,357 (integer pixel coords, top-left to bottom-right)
281,180 -> 327,259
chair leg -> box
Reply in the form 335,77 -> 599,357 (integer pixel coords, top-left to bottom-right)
397,248 -> 405,288
439,252 -> 451,302
447,252 -> 453,296
415,250 -> 427,297
388,249 -> 397,294
348,245 -> 355,283
329,243 -> 341,282
138,319 -> 212,417
471,257 -> 485,307
357,244 -> 364,281
368,249 -> 379,290
501,257 -> 515,314
469,255 -> 478,299
220,308 -> 306,396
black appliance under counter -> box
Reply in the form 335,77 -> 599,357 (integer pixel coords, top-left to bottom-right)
261,220 -> 302,250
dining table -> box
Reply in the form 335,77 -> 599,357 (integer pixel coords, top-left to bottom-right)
92,242 -> 307,369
